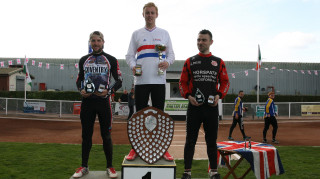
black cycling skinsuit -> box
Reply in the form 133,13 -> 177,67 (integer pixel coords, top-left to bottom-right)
179,53 -> 230,170
76,51 -> 122,168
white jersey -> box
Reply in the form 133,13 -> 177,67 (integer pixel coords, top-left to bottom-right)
126,27 -> 175,85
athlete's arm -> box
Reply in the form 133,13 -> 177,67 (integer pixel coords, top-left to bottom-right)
125,32 -> 138,70
179,58 -> 192,99
216,59 -> 230,99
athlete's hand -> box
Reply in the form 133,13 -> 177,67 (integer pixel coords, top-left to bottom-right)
158,61 -> 169,70
80,89 -> 92,98
94,89 -> 108,97
132,66 -> 136,75
209,94 -> 220,107
235,113 -> 239,120
188,95 -> 202,106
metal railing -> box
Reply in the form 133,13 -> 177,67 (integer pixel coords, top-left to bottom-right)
1,97 -> 319,120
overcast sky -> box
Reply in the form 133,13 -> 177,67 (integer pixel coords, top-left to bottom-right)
1,0 -> 319,63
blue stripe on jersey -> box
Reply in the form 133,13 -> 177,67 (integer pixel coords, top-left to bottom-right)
137,53 -> 166,60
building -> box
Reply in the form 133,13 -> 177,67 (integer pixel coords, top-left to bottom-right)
0,67 -> 31,91
0,57 -> 319,96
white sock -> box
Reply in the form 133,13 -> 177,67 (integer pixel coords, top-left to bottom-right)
209,169 -> 218,176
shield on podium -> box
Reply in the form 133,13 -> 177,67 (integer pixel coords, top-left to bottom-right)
127,107 -> 175,164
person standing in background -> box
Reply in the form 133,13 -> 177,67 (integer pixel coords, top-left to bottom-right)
228,90 -> 250,140
118,89 -> 128,103
263,92 -> 279,144
127,88 -> 135,120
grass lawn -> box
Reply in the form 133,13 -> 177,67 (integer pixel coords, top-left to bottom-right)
0,142 -> 319,178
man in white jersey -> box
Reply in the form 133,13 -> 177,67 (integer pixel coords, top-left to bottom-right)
125,2 -> 175,161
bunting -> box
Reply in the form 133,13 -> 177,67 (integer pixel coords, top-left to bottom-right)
0,58 -> 319,80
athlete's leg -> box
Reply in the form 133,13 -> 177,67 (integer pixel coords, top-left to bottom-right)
80,99 -> 97,167
238,115 -> 246,137
97,99 -> 113,168
202,105 -> 219,170
228,116 -> 237,137
271,116 -> 278,139
184,105 -> 202,170
263,117 -> 271,140
150,84 -> 166,111
135,85 -> 151,112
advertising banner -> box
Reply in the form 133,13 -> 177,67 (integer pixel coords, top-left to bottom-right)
23,102 -> 46,114
301,105 -> 320,116
115,102 -> 129,116
165,100 -> 188,111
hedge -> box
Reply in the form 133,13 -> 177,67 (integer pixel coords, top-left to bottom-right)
1,91 -> 319,103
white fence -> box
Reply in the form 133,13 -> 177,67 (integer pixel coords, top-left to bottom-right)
0,97 -> 130,119
0,97 -> 319,120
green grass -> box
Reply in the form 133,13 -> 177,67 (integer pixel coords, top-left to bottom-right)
0,143 -> 319,179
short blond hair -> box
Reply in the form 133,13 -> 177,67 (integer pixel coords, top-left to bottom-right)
143,2 -> 158,14
268,92 -> 275,96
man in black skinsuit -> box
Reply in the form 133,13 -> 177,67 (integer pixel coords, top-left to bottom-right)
73,31 -> 122,178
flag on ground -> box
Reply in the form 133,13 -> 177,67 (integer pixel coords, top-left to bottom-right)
23,58 -> 32,87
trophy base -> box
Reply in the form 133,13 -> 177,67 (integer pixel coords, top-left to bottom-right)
158,71 -> 164,75
121,156 -> 176,179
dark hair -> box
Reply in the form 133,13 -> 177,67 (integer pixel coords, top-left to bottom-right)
199,29 -> 212,40
239,90 -> 244,94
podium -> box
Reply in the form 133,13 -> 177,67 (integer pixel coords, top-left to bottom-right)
121,156 -> 176,179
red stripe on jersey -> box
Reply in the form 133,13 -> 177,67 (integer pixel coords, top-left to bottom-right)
137,45 -> 156,52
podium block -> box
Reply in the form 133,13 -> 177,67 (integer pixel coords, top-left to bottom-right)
121,156 -> 176,179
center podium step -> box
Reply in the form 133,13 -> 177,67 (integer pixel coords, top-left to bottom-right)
121,156 -> 176,179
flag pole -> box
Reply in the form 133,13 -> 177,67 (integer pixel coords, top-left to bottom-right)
257,65 -> 259,103
24,55 -> 27,103
257,45 -> 261,103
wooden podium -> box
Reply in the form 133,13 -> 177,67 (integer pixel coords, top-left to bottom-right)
121,156 -> 176,179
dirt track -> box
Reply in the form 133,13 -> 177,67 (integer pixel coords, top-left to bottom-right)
1,116 -> 320,146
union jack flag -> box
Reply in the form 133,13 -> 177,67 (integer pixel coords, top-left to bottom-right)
217,141 -> 285,179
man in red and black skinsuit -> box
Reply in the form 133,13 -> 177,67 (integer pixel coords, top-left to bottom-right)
179,29 -> 230,179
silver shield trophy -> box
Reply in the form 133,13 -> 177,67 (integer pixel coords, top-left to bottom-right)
127,107 -> 175,164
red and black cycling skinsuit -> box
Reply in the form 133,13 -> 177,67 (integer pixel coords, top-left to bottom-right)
179,52 -> 229,170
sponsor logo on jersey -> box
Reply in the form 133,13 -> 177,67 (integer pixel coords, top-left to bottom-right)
191,60 -> 201,65
153,38 -> 161,41
211,60 -> 218,66
84,66 -> 109,73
